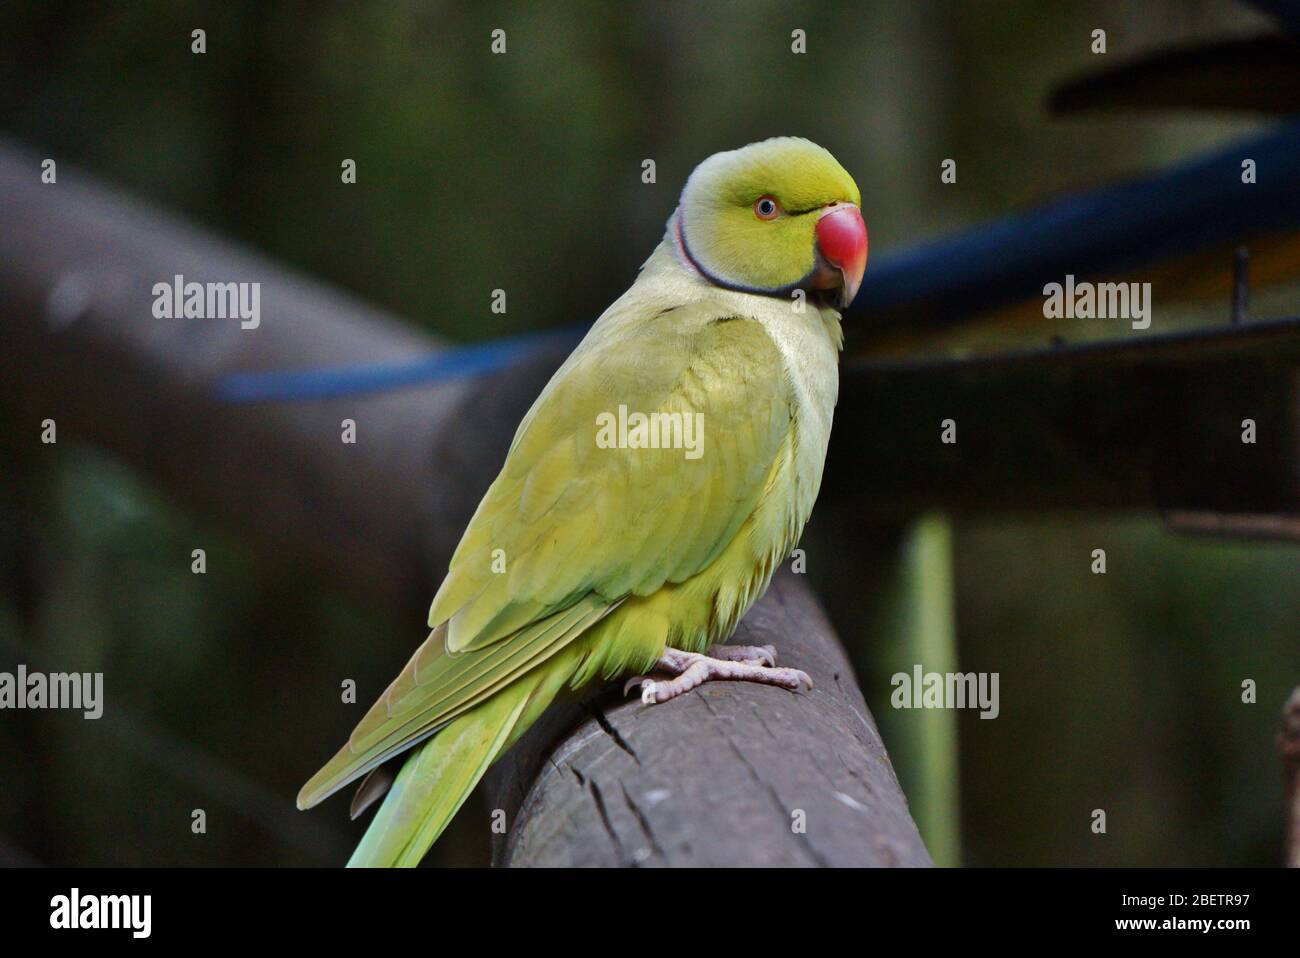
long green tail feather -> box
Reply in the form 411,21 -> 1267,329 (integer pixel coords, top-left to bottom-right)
346,649 -> 579,867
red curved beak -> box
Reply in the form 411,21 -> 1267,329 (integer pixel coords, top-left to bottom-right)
812,203 -> 868,308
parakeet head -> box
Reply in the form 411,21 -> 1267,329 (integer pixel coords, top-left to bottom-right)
674,137 -> 867,309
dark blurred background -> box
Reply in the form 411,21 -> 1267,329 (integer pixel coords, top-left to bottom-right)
0,0 -> 1296,866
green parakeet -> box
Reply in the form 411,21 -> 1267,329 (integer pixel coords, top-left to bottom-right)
297,137 -> 868,866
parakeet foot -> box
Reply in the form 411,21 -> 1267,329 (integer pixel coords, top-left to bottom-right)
623,647 -> 812,705
705,643 -> 777,667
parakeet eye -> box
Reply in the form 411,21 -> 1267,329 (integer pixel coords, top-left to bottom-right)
754,196 -> 780,220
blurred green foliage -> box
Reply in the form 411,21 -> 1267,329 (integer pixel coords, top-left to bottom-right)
0,0 -> 1295,866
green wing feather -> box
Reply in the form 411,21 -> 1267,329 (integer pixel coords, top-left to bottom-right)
296,596 -> 614,809
431,305 -> 789,649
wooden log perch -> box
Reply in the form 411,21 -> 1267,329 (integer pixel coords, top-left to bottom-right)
487,568 -> 930,866
0,140 -> 930,867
